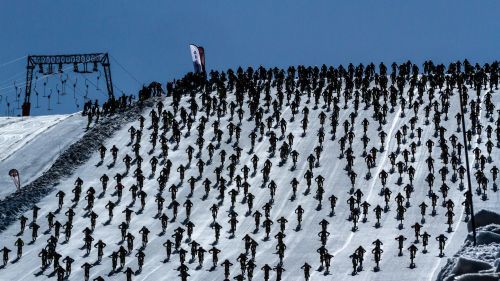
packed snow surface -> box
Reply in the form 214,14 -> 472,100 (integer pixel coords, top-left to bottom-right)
0,114 -> 85,200
0,70 -> 499,281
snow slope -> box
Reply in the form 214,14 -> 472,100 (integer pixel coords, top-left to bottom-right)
0,75 -> 498,281
0,114 -> 86,200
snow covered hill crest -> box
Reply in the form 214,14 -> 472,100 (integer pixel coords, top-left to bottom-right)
0,62 -> 499,281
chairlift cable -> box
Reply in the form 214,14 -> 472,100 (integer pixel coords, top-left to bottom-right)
109,54 -> 142,86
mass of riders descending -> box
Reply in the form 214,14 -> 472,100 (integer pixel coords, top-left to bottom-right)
1,59 -> 500,281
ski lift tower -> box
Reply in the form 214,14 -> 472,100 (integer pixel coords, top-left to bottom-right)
22,53 -> 115,116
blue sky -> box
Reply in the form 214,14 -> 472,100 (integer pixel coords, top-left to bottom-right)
0,1 -> 499,115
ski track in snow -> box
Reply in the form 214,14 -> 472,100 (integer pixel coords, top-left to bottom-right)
0,115 -> 69,161
367,106 -> 402,202
0,116 -> 65,162
333,105 -> 402,263
0,118 -> 23,130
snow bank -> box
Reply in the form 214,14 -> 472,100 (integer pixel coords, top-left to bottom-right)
437,210 -> 500,281
451,257 -> 492,276
468,210 -> 500,232
468,231 -> 500,246
454,273 -> 500,281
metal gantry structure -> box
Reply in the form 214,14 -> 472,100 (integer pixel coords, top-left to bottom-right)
22,53 -> 114,116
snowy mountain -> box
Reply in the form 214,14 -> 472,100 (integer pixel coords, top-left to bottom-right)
0,114 -> 86,200
0,64 -> 499,281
